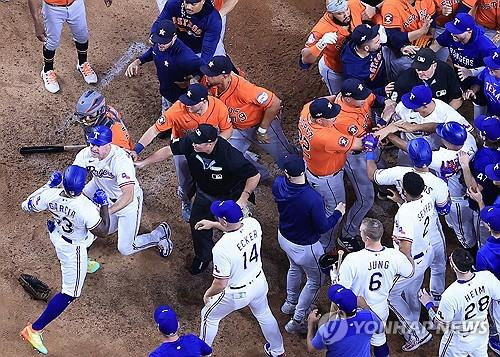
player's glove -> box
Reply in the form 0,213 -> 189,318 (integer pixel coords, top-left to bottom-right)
47,219 -> 55,233
47,171 -> 63,188
316,32 -> 338,51
92,189 -> 109,206
18,273 -> 51,302
362,134 -> 378,152
439,162 -> 456,182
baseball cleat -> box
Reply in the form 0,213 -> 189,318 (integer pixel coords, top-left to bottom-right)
337,236 -> 363,253
20,324 -> 48,355
489,336 -> 500,354
87,259 -> 101,274
155,222 -> 173,258
401,332 -> 432,352
280,301 -> 297,315
181,201 -> 192,222
284,319 -> 308,335
76,62 -> 98,84
40,69 -> 60,94
263,342 -> 286,357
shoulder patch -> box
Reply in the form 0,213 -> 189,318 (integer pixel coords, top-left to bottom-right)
256,92 -> 269,104
339,136 -> 349,147
384,13 -> 393,24
347,125 -> 359,135
157,116 -> 166,125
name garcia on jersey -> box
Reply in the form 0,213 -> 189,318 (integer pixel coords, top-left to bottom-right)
48,203 -> 76,218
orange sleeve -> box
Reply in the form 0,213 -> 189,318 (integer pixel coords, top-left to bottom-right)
245,81 -> 275,110
215,101 -> 232,132
462,0 -> 476,8
111,123 -> 133,151
154,104 -> 177,132
325,131 -> 354,154
381,2 -> 403,28
426,0 -> 437,16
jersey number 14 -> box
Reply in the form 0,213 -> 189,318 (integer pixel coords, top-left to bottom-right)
243,243 -> 259,270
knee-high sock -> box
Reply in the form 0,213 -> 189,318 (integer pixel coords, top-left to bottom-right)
32,292 -> 75,331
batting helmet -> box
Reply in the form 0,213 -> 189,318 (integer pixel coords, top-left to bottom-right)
63,165 -> 87,197
436,121 -> 467,146
75,90 -> 107,126
88,125 -> 112,146
407,138 -> 432,168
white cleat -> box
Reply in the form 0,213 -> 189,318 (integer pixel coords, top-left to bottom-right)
155,222 -> 173,258
76,62 -> 98,84
40,69 -> 60,93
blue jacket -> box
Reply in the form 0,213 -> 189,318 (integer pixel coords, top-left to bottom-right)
272,176 -> 342,245
476,236 -> 500,280
475,68 -> 500,116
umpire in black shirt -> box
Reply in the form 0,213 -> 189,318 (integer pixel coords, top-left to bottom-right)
136,124 -> 260,274
389,48 -> 463,109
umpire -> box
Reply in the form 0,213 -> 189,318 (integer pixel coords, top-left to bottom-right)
137,124 -> 260,274
272,156 -> 345,334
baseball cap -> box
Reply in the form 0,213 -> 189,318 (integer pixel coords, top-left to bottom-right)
87,125 -> 112,146
401,84 -> 433,110
351,24 -> 380,46
486,163 -> 500,181
341,78 -> 372,100
151,20 -> 176,44
309,98 -> 341,119
189,124 -> 218,144
210,200 -> 243,223
200,56 -> 233,77
445,13 -> 476,35
154,305 -> 179,335
283,155 -> 305,177
474,115 -> 500,141
484,47 -> 500,70
327,284 -> 357,314
480,205 -> 500,231
411,48 -> 436,71
436,121 -> 467,146
179,83 -> 208,106
326,0 -> 348,13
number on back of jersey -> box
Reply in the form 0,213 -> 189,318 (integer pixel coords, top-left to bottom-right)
243,243 -> 259,269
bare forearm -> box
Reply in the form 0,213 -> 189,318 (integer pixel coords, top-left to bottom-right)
92,205 -> 110,236
219,0 -> 238,16
408,28 -> 425,42
28,0 -> 41,20
301,48 -> 317,65
449,98 -> 463,110
138,125 -> 161,148
387,134 -> 408,151
141,146 -> 173,167
260,99 -> 281,130
219,127 -> 233,140
108,189 -> 134,215
306,324 -> 318,352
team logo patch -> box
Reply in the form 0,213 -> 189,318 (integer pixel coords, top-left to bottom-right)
256,92 -> 269,104
339,136 -> 349,147
157,116 -> 165,125
122,173 -> 131,179
347,125 -> 358,135
384,13 -> 393,24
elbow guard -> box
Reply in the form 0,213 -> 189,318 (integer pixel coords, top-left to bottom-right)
436,200 -> 451,215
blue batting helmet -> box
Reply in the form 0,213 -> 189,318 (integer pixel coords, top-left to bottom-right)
75,90 -> 106,126
63,165 -> 87,197
436,121 -> 467,146
88,125 -> 112,146
407,138 -> 432,168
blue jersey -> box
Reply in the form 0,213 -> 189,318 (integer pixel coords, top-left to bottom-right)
312,310 -> 383,357
139,40 -> 201,103
154,0 -> 222,65
469,147 -> 500,209
476,236 -> 500,280
476,68 -> 500,116
149,334 -> 212,357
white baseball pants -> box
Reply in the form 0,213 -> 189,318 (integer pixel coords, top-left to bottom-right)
318,56 -> 342,95
446,197 -> 476,249
370,301 -> 390,346
439,328 -> 489,357
429,220 -> 447,298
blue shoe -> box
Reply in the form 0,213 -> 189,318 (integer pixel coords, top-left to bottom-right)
489,336 -> 500,355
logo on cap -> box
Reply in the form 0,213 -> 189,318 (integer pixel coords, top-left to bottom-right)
195,128 -> 201,136
417,56 -> 425,62
159,28 -> 165,36
360,35 -> 366,42
495,163 -> 499,170
187,90 -> 192,98
453,18 -> 460,26
410,93 -> 415,100
93,131 -> 100,139
358,83 -> 364,91
327,102 -> 333,109
208,61 -> 214,67
493,52 -> 499,60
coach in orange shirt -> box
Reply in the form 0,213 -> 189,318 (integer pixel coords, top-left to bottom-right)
300,0 -> 369,94
201,56 -> 297,178
298,98 -> 366,252
131,83 -> 233,222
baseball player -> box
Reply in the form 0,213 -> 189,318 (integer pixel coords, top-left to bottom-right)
126,19 -> 201,112
419,248 -> 500,356
131,83 -> 232,222
194,200 -> 286,357
20,165 -> 110,355
28,0 -> 108,93
201,55 -> 297,178
460,0 -> 500,44
339,217 -> 414,356
388,172 -> 435,352
367,138 -> 450,301
74,90 -> 133,151
298,97 -> 375,252
73,126 -> 173,256
300,0 -> 369,94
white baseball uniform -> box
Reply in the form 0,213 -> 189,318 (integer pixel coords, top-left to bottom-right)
374,167 -> 449,298
436,271 -> 500,357
339,247 -> 414,346
429,142 -> 478,249
21,186 -> 101,297
200,217 -> 285,356
389,195 -> 435,342
73,145 -> 163,256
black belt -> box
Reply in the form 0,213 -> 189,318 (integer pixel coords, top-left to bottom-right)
351,150 -> 362,155
61,235 -> 73,244
229,271 -> 262,290
414,252 -> 424,260
45,0 -> 75,6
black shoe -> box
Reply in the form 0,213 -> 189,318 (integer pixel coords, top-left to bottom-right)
190,256 -> 210,275
337,236 -> 363,252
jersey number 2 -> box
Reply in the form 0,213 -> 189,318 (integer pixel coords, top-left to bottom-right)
243,243 -> 259,270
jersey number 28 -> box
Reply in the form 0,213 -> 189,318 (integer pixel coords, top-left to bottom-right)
464,296 -> 490,320
243,243 -> 259,270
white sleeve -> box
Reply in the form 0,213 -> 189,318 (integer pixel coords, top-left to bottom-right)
212,247 -> 231,279
338,254 -> 355,288
393,207 -> 414,242
429,149 -> 445,172
486,272 -> 500,301
73,149 -> 88,167
21,187 -> 50,213
115,155 -> 137,188
436,292 -> 456,324
85,201 -> 102,231
434,180 -> 450,206
373,167 -> 398,186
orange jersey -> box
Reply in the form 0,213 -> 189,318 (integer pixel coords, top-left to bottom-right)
333,94 -> 375,138
298,102 -> 354,176
304,0 -> 365,72
382,0 -> 436,32
208,74 -> 276,130
155,97 -> 231,138
44,0 -> 74,6
103,106 -> 133,151
212,0 -> 224,11
463,0 -> 499,29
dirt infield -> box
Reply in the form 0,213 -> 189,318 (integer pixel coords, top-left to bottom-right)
0,0 -> 495,356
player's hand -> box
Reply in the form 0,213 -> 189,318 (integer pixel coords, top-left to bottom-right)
128,150 -> 139,161
454,64 -> 473,82
203,292 -> 211,305
418,288 -> 433,306
92,189 -> 109,206
463,89 -> 477,100
362,134 -> 378,152
441,0 -> 453,15
134,160 -> 147,170
420,15 -> 433,34
401,45 -> 420,56
103,0 -> 112,7
362,4 -> 377,20
316,32 -> 338,51
384,82 -> 395,96
457,150 -> 471,167
307,309 -> 321,326
394,120 -> 415,133
47,171 -> 63,188
125,60 -> 141,78
195,219 -> 214,231
255,131 -> 270,144
467,186 -> 483,204
34,18 -> 47,42
387,188 -> 404,204
335,202 -> 346,216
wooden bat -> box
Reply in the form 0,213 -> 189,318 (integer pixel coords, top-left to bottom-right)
20,144 -> 87,155
329,250 -> 345,316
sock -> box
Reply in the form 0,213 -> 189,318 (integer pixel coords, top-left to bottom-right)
75,41 -> 89,65
43,46 -> 56,72
32,292 -> 75,331
373,343 -> 390,357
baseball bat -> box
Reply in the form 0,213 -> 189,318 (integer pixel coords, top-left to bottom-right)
329,250 -> 344,316
20,144 -> 87,155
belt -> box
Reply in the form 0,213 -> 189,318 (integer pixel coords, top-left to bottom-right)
351,150 -> 362,156
45,0 -> 75,6
229,270 -> 262,290
306,168 -> 341,179
413,246 -> 429,260
61,235 -> 73,244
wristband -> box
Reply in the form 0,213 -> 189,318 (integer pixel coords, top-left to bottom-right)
365,151 -> 376,160
134,143 -> 145,154
257,127 -> 267,134
425,302 -> 435,311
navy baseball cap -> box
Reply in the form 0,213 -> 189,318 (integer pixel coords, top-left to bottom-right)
154,305 -> 179,335
309,98 -> 341,119
210,200 -> 243,223
88,125 -> 112,146
179,83 -> 208,106
484,47 -> 500,70
411,48 -> 436,71
486,163 -> 500,181
445,13 -> 476,35
480,205 -> 500,231
341,78 -> 372,100
283,155 -> 305,177
200,56 -> 233,77
328,284 -> 357,314
401,84 -> 433,110
436,121 -> 467,146
474,115 -> 500,141
351,24 -> 380,46
189,124 -> 218,144
151,20 -> 176,44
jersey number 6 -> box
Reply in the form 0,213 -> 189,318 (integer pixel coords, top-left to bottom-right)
369,272 -> 383,291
